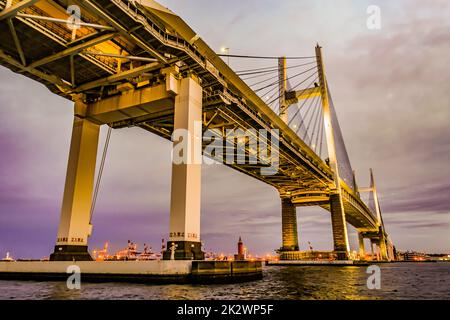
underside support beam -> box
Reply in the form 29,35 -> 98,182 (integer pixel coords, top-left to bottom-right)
0,0 -> 39,21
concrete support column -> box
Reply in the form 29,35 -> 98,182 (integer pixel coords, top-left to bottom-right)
358,232 -> 365,259
370,241 -> 375,260
281,197 -> 299,251
329,193 -> 350,260
378,231 -> 388,261
50,100 -> 100,261
379,240 -> 388,261
387,243 -> 395,261
164,76 -> 204,260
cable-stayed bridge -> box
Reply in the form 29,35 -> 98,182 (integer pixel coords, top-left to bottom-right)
0,0 -> 394,261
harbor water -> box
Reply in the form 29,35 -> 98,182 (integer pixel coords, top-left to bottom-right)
0,262 -> 448,300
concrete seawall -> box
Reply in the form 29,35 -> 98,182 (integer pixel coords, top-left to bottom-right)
266,260 -> 369,266
191,260 -> 263,283
0,260 -> 263,284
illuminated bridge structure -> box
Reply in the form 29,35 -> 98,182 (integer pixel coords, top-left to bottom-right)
0,0 -> 394,261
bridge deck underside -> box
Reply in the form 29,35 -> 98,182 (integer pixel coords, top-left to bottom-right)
0,0 -> 378,232
110,99 -> 378,231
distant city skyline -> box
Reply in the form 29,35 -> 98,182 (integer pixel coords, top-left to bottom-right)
1,0 -> 449,258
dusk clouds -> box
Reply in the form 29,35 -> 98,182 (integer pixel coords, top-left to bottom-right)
0,0 -> 449,258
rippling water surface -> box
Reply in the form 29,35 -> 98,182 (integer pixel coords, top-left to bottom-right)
0,262 -> 449,300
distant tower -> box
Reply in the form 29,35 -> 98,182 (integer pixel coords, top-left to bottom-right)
235,236 -> 246,261
238,237 -> 244,255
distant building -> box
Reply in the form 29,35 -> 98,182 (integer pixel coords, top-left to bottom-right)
234,237 -> 246,261
426,253 -> 450,261
403,251 -> 429,261
92,240 -> 159,261
92,242 -> 111,261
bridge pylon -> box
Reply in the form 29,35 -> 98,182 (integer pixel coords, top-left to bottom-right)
358,169 -> 393,261
278,56 -> 288,123
315,44 -> 350,260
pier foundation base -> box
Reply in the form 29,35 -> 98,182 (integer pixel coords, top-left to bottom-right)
163,241 -> 204,260
49,245 -> 93,261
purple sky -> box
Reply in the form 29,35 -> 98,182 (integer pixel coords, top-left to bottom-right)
1,0 -> 449,258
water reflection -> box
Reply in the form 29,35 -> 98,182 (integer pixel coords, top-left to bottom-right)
0,263 -> 449,300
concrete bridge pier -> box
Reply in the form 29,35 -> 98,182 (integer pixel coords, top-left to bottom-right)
330,193 -> 350,260
358,232 -> 365,259
280,197 -> 299,252
370,240 -> 376,259
50,96 -> 100,261
163,76 -> 205,260
378,230 -> 389,261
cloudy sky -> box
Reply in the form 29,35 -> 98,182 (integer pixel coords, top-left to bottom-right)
1,0 -> 449,258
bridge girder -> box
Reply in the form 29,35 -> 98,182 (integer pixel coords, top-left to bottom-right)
285,87 -> 321,105
0,0 -> 39,21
